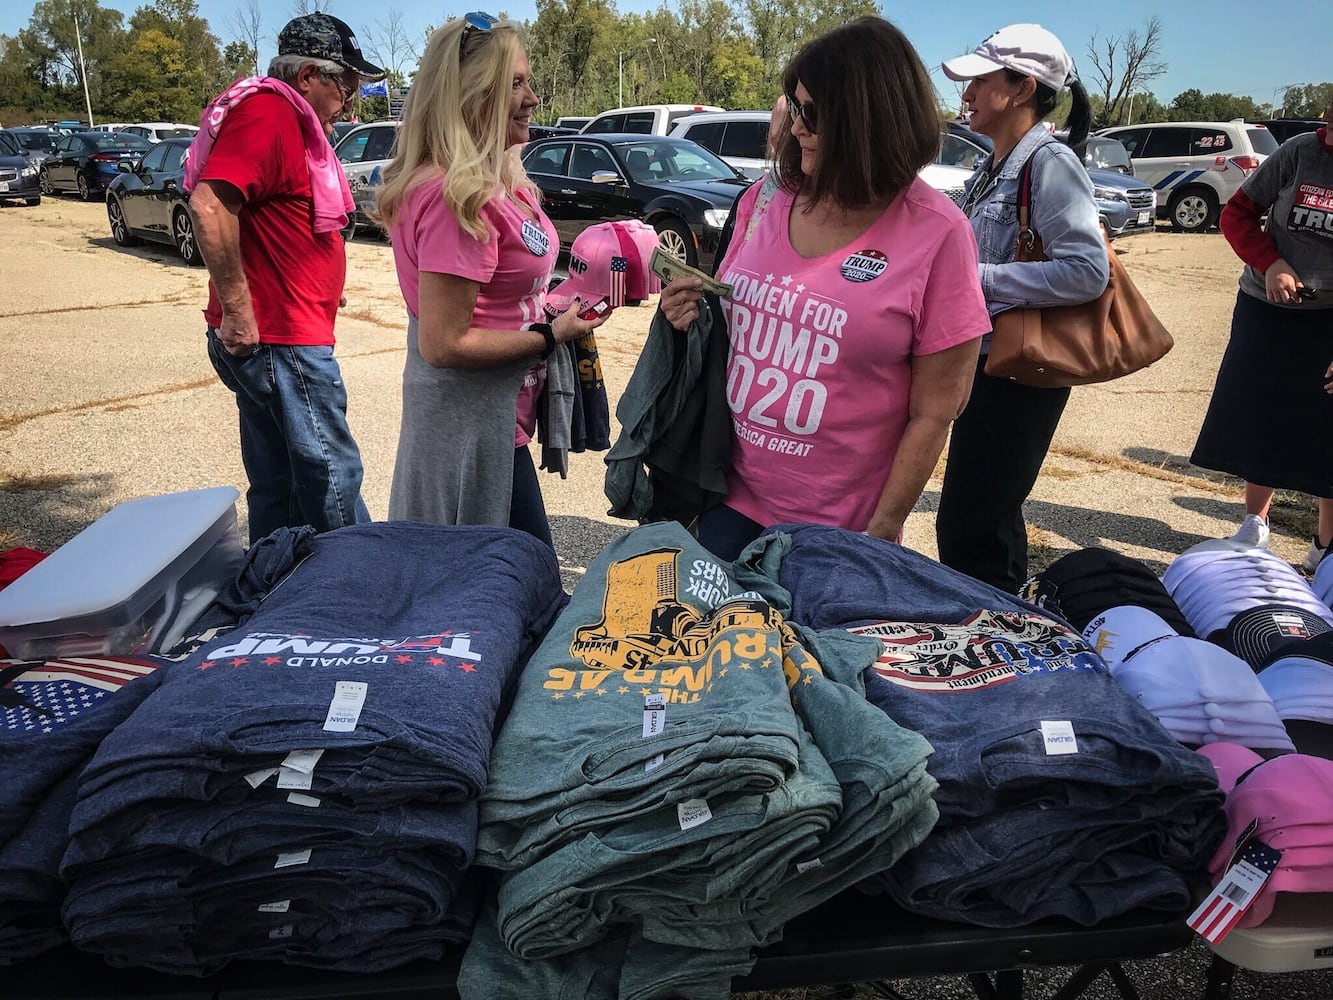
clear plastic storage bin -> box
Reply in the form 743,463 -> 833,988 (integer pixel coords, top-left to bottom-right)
0,486 -> 244,660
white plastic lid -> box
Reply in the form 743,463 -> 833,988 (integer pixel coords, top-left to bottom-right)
0,486 -> 240,627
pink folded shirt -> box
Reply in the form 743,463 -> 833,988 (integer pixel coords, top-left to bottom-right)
183,76 -> 353,233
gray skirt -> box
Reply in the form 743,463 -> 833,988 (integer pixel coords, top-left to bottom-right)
387,313 -> 529,525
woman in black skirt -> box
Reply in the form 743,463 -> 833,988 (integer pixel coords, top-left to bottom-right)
1191,105 -> 1333,571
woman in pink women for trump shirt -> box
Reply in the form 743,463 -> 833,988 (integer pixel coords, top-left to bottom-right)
374,13 -> 606,548
658,17 -> 991,561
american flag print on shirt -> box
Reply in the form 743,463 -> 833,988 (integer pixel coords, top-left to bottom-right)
1187,839 -> 1283,943
1,656 -> 161,734
609,255 -> 628,308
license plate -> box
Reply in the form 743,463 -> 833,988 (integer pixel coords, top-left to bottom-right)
1137,210 -> 1151,225
0,182 -> 8,192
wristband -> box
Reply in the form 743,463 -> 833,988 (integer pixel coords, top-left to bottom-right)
525,322 -> 556,359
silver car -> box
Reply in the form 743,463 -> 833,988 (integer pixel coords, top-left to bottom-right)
333,121 -> 399,238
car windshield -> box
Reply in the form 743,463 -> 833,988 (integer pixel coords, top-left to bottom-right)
613,139 -> 737,183
1245,127 -> 1279,156
92,135 -> 152,150
14,131 -> 56,151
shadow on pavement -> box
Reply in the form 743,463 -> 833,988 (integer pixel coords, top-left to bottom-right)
0,471 -> 117,552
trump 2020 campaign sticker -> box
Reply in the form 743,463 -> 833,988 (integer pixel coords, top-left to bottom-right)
521,219 -> 551,256
841,249 -> 887,282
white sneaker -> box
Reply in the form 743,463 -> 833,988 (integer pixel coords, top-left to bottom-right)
1232,514 -> 1271,549
1301,535 -> 1330,574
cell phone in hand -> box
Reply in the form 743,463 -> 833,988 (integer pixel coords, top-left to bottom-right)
577,297 -> 612,320
1297,286 -> 1318,301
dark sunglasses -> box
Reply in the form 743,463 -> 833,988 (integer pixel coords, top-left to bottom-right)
787,94 -> 818,134
460,11 -> 498,56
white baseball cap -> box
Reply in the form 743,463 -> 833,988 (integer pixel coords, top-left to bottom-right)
942,24 -> 1073,94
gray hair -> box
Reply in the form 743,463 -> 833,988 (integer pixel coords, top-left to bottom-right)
267,53 -> 344,82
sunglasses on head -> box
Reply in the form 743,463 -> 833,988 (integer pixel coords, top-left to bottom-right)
787,94 -> 818,134
460,11 -> 498,56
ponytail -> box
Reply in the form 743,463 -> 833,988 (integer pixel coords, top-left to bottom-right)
1062,78 -> 1092,148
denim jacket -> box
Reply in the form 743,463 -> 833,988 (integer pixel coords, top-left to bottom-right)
962,124 -> 1109,318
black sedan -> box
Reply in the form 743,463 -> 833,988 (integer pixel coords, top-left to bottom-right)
520,133 -> 748,269
105,138 -> 202,265
39,131 -> 152,201
0,130 -> 42,205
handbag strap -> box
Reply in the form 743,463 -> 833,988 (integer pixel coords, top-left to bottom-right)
1015,153 -> 1038,256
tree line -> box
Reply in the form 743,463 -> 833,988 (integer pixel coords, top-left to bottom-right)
1,0 -> 1329,132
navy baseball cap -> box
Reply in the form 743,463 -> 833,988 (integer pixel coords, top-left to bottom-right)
277,13 -> 385,78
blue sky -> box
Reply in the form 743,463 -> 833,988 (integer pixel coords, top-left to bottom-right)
3,0 -> 1327,110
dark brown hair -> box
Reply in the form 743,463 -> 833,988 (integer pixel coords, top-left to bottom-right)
777,16 -> 940,209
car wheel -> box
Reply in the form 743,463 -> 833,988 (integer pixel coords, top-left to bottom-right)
39,168 -> 53,195
174,209 -> 203,266
76,171 -> 92,202
654,217 -> 697,268
107,198 -> 139,246
25,197 -> 40,206
1167,187 -> 1217,233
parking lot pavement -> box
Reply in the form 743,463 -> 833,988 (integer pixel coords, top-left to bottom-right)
0,196 -> 1316,579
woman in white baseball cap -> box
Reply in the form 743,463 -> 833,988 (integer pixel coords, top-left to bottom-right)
934,24 -> 1109,593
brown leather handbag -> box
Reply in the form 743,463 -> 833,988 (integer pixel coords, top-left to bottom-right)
985,155 -> 1174,388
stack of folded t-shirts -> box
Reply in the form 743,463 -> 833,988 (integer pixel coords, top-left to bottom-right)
1254,631 -> 1333,758
1080,606 -> 1293,752
1196,743 -> 1333,927
59,523 -> 567,975
462,521 -> 939,999
1021,546 -> 1194,635
731,524 -> 1227,928
1164,540 -> 1333,639
0,655 -> 167,964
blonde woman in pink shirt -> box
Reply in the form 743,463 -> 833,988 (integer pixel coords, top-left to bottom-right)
659,17 -> 991,560
374,13 -> 605,546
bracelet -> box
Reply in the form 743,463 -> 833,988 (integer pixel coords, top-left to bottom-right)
524,322 -> 556,359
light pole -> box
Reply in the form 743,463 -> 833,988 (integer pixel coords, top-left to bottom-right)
72,1 -> 95,127
617,37 -> 655,108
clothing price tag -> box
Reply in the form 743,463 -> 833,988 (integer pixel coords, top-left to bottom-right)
276,766 -> 314,791
1188,839 -> 1283,943
281,748 -> 324,774
323,681 -> 368,733
642,693 -> 666,738
645,752 -> 666,773
287,792 -> 321,808
257,900 -> 291,913
1040,720 -> 1079,755
795,858 -> 824,874
274,849 -> 312,869
243,767 -> 279,789
677,798 -> 713,831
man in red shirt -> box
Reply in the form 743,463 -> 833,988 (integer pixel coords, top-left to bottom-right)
189,13 -> 383,543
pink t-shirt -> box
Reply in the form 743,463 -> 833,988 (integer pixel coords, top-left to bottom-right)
715,179 -> 989,532
390,176 -> 558,446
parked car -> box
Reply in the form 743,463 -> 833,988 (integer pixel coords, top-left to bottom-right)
943,124 -> 1155,239
333,120 -> 399,238
580,104 -> 724,137
555,116 -> 592,130
527,124 -> 579,142
1,126 -> 59,168
669,111 -> 770,180
330,120 -> 359,145
0,130 -> 42,205
1248,118 -> 1325,144
39,131 -> 152,201
104,137 -> 202,265
520,133 -> 747,269
1096,121 -> 1279,232
91,122 -> 134,133
121,122 -> 199,143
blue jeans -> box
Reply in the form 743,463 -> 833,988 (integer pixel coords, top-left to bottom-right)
207,328 -> 370,543
695,504 -> 763,562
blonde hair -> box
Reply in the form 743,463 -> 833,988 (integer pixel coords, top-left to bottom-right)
375,17 -> 536,239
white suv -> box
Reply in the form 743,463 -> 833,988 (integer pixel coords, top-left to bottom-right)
669,111 -> 770,179
1096,121 -> 1279,233
581,104 -> 724,137
333,121 -> 400,237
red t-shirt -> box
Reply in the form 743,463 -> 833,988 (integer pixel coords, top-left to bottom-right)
200,93 -> 345,346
